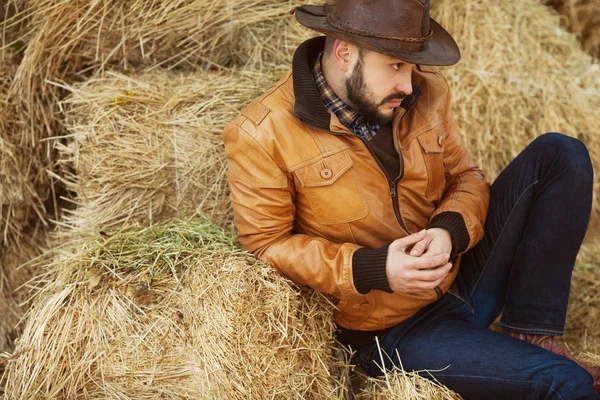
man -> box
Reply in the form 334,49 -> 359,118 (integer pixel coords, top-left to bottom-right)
223,0 -> 600,398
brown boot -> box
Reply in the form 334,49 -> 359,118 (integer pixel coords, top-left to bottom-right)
504,331 -> 600,393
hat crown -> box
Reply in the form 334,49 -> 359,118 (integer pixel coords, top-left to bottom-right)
331,0 -> 431,41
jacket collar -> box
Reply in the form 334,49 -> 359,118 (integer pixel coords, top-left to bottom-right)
292,36 -> 332,131
292,36 -> 421,133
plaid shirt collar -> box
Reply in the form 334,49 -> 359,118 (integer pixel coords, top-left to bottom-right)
312,52 -> 379,141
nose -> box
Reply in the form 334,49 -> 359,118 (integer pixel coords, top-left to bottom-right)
395,67 -> 413,96
395,80 -> 413,96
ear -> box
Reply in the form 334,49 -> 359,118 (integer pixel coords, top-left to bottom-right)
332,39 -> 353,72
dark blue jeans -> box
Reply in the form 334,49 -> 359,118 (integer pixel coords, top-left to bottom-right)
355,133 -> 598,399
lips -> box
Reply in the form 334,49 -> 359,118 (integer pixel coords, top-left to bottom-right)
386,99 -> 403,107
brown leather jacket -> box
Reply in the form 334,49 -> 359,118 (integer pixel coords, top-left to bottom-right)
223,37 -> 489,331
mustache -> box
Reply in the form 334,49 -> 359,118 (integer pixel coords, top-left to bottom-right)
380,93 -> 408,105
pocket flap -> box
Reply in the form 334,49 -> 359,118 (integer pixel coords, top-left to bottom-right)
294,151 -> 354,187
417,131 -> 444,154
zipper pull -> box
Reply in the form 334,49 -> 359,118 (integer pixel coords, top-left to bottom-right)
390,184 -> 396,197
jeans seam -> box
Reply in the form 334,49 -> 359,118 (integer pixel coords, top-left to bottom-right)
500,323 -> 564,335
447,290 -> 474,314
431,373 -> 565,400
468,179 -> 540,307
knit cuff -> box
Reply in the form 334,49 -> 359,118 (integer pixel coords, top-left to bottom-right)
352,244 -> 392,295
429,211 -> 470,259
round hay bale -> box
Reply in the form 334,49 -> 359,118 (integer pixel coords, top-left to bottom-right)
2,219 -> 349,399
546,0 -> 600,59
431,0 -> 600,216
55,68 -> 273,237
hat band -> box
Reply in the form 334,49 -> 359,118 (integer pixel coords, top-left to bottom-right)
326,14 -> 433,43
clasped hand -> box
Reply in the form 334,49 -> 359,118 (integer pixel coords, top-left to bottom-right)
385,228 -> 453,294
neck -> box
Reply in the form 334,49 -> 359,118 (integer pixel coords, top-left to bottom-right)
321,55 -> 354,108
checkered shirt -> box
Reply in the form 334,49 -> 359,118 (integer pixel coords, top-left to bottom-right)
312,53 -> 379,141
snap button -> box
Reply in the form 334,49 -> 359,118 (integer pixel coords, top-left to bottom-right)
320,168 -> 333,179
438,136 -> 444,146
359,303 -> 371,313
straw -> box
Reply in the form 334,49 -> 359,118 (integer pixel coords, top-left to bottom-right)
2,218 -> 350,399
546,0 -> 600,58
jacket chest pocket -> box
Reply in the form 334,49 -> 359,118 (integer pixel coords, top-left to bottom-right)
293,151 -> 369,225
417,130 -> 446,197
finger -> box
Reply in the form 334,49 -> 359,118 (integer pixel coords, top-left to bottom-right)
412,262 -> 452,282
411,253 -> 450,270
413,275 -> 448,291
392,230 -> 427,251
409,236 -> 432,257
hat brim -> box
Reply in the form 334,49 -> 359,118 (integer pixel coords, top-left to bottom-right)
294,4 -> 460,66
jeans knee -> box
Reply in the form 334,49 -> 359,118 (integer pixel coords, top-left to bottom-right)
536,361 -> 596,399
535,132 -> 593,184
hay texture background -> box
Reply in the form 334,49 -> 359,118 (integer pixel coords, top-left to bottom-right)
54,69 -> 275,237
431,0 -> 600,216
546,0 -> 600,58
2,219 -> 349,399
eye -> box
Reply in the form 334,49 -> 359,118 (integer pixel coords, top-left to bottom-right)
392,62 -> 403,70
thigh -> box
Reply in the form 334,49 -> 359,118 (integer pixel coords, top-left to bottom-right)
452,133 -> 592,331
356,310 -> 596,400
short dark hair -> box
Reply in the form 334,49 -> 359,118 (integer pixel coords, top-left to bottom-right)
323,35 -> 367,61
323,36 -> 335,59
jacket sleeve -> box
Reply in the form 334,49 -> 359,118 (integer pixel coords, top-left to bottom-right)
428,86 -> 490,256
223,121 -> 363,300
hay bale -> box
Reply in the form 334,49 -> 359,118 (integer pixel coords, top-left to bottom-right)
54,68 -> 273,237
546,0 -> 600,58
355,368 -> 462,400
564,238 -> 600,356
0,224 -> 48,355
0,61 -> 47,248
19,0 -> 314,74
2,219 -> 349,399
431,0 -> 600,215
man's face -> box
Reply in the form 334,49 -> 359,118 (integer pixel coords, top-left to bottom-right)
343,49 -> 415,125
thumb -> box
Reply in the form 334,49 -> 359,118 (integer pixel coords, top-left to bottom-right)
392,230 -> 427,251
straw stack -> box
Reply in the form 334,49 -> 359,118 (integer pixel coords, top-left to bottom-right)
2,219 -> 349,399
0,60 -> 48,355
430,0 -> 600,215
0,225 -> 47,356
0,0 -> 316,244
546,0 -> 600,58
355,368 -> 462,400
54,68 -> 274,237
564,240 -> 600,356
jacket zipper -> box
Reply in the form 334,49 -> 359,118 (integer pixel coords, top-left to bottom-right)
318,103 -> 415,234
300,104 -> 445,299
357,135 -> 409,234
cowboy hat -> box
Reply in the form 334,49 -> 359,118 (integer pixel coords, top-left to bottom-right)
294,0 -> 460,66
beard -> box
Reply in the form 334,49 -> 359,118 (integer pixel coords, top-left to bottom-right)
344,55 -> 407,125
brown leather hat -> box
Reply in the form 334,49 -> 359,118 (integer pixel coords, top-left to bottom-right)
294,0 -> 460,66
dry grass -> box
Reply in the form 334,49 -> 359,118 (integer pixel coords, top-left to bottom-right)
546,0 -> 600,58
431,0 -> 600,216
564,238 -> 600,360
53,68 -> 274,238
355,369 -> 462,400
0,225 -> 48,355
0,0 -> 318,248
0,61 -> 49,249
1,219 -> 350,399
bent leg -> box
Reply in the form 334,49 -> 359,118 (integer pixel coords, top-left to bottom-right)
454,132 -> 594,333
356,301 -> 599,400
